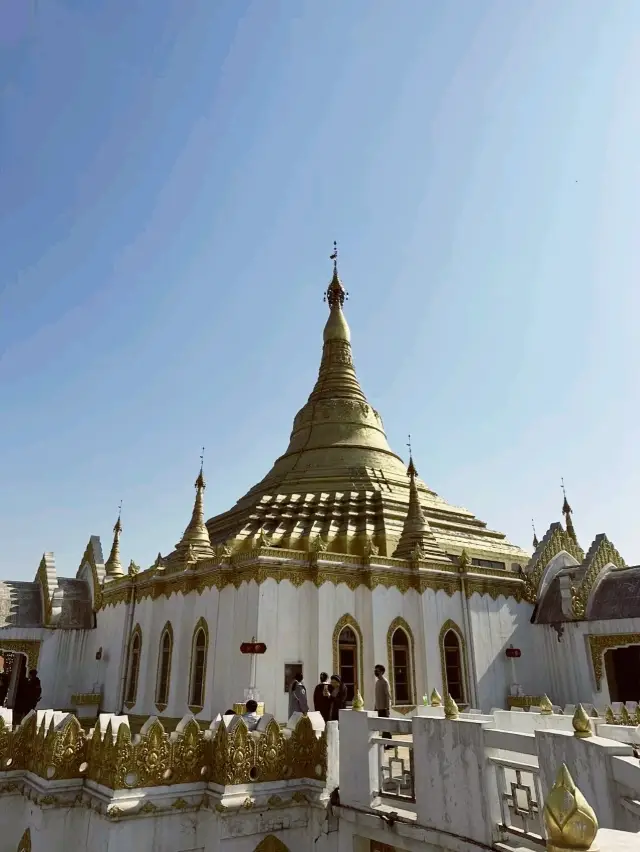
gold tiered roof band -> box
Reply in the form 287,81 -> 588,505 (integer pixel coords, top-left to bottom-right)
98,250 -> 530,608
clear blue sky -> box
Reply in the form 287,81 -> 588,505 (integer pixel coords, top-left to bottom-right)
2,0 -> 639,580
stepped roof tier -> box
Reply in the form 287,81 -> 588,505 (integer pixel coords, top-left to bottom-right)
205,256 -> 528,568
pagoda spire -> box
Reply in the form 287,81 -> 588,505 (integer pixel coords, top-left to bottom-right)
561,478 -> 578,544
532,519 -> 539,549
393,439 -> 442,560
173,449 -> 214,563
105,501 -> 124,578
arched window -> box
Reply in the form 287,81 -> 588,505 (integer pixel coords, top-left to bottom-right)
155,622 -> 173,709
332,614 -> 364,704
443,629 -> 465,703
189,619 -> 209,709
391,628 -> 411,704
125,626 -> 142,707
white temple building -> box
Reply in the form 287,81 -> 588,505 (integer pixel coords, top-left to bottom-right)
1,256 -> 640,852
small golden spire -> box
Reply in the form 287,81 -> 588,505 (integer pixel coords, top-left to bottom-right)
539,694 -> 553,714
532,519 -> 539,549
352,688 -> 364,711
572,705 -> 592,738
105,501 -> 124,578
393,445 -> 443,560
444,693 -> 459,719
172,453 -> 214,564
543,764 -> 598,852
406,434 -> 417,478
430,688 -> 442,707
561,479 -> 578,544
324,241 -> 348,309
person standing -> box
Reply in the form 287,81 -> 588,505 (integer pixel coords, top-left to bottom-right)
288,676 -> 309,718
26,669 -> 42,714
313,672 -> 332,722
329,674 -> 347,721
374,664 -> 392,741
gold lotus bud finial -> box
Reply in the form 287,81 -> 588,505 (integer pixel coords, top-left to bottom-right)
430,688 -> 442,707
352,688 -> 364,711
540,694 -> 553,715
324,241 -> 348,308
604,706 -> 616,724
620,705 -> 632,725
572,705 -> 592,738
444,693 -> 459,719
543,763 -> 598,852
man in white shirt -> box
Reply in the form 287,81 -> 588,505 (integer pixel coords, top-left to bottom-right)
241,699 -> 261,731
374,664 -> 392,743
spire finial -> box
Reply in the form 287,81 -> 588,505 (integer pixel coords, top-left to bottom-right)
105,501 -> 124,577
561,478 -> 578,543
196,447 -> 206,489
532,519 -> 539,549
324,242 -> 348,308
406,434 -> 417,477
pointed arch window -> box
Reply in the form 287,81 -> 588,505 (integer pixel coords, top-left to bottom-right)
155,622 -> 173,710
125,625 -> 142,708
439,620 -> 467,704
189,618 -> 209,710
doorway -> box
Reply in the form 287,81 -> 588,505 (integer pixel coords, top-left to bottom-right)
605,645 -> 640,703
338,626 -> 359,703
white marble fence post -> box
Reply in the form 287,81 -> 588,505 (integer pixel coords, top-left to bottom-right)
338,709 -> 377,809
412,712 -> 495,846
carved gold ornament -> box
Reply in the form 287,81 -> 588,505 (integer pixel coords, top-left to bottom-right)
543,764 -> 598,852
444,693 -> 459,719
254,835 -> 290,852
0,641 -> 41,671
352,690 -> 364,711
572,705 -> 592,739
430,688 -> 442,707
17,829 -> 31,852
539,694 -> 553,715
588,632 -> 640,691
523,523 -> 584,604
571,535 -> 625,619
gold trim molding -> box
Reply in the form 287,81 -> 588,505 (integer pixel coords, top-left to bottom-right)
155,621 -> 174,710
332,614 -> 365,701
0,641 -> 41,671
571,536 -> 626,619
588,632 -> 640,691
124,624 -> 142,709
254,836 -> 290,852
71,693 -> 101,706
189,617 -> 209,708
438,618 -> 469,704
386,616 -> 417,706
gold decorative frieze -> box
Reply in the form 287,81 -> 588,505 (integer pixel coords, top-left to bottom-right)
523,523 -> 584,603
571,535 -> 626,619
0,641 -> 41,671
0,712 -> 326,792
588,632 -> 640,691
210,716 -> 326,787
100,555 -> 525,609
71,693 -> 101,706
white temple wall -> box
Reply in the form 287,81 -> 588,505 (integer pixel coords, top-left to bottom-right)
538,616 -> 640,708
370,585 -> 424,704
468,595 -> 546,711
420,588 -> 466,700
88,603 -> 129,711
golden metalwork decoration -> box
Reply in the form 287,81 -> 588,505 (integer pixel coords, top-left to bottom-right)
254,836 -> 290,852
71,693 -> 101,706
444,693 -> 459,719
0,640 -> 41,671
386,616 -> 417,706
124,623 -> 142,710
17,828 -> 31,852
188,617 -> 209,709
209,714 -> 326,788
99,553 -> 525,609
571,534 -> 625,619
523,523 -> 584,603
543,763 -> 598,852
539,694 -> 553,715
604,706 -> 616,724
507,695 -> 546,710
332,613 -> 365,701
572,705 -> 592,738
352,690 -> 364,711
0,714 -> 87,781
438,619 -> 469,705
430,688 -> 442,707
587,632 -> 640,691
155,621 -> 174,711
620,705 -> 632,725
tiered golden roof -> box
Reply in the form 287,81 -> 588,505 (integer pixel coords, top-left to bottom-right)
166,461 -> 214,568
204,254 -> 527,567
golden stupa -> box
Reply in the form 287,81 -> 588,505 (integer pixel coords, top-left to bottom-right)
205,250 -> 527,567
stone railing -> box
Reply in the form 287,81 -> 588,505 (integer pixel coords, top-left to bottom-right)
0,708 -> 327,791
338,699 -> 640,849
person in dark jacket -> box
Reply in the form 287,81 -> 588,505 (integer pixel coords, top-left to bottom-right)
26,669 -> 42,712
329,674 -> 347,721
313,672 -> 332,721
